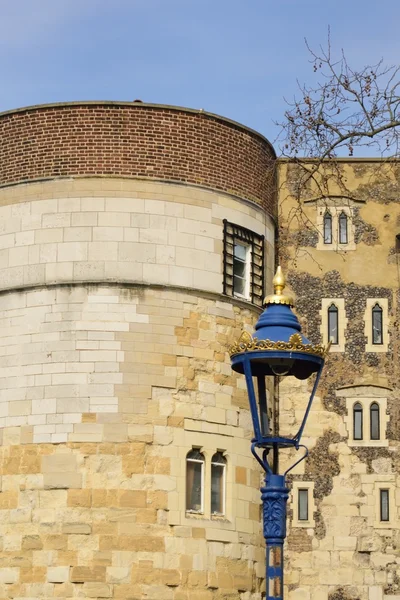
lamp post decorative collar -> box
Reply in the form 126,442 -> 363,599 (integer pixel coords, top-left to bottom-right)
229,266 -> 328,600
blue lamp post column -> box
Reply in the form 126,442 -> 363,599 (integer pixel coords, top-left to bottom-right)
229,267 -> 328,600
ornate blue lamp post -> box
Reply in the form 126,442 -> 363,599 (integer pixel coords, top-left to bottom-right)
229,267 -> 328,600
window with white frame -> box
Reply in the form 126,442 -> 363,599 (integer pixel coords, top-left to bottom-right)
223,220 -> 265,306
186,449 -> 204,513
211,452 -> 226,516
364,298 -> 389,353
233,242 -> 251,299
291,481 -> 315,528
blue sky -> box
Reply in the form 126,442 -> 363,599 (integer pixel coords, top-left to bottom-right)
1,0 -> 399,149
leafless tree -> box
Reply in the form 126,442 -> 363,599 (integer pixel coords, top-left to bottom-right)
275,31 -> 400,263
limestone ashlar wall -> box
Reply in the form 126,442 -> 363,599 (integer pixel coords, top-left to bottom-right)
0,176 -> 274,598
0,287 -> 265,599
0,102 -> 276,214
0,179 -> 274,296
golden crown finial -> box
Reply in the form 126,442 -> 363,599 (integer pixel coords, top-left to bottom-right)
263,266 -> 294,307
273,266 -> 286,296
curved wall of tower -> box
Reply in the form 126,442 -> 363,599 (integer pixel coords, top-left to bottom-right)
0,102 -> 276,599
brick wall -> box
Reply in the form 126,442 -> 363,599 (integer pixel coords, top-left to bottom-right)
0,102 -> 276,214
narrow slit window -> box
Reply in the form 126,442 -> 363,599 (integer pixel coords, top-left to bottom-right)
211,452 -> 226,515
186,449 -> 204,512
323,212 -> 333,244
370,402 -> 380,440
327,303 -> 339,345
380,489 -> 389,522
233,242 -> 250,299
353,403 -> 363,440
372,303 -> 383,345
339,212 -> 348,244
298,489 -> 309,521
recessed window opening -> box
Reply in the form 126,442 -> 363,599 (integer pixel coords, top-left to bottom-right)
372,303 -> 383,345
323,211 -> 333,244
233,242 -> 251,299
211,452 -> 226,515
327,303 -> 339,345
353,403 -> 363,440
339,212 -> 348,244
298,489 -> 309,521
223,220 -> 265,306
380,489 -> 389,522
186,449 -> 204,513
370,402 -> 380,440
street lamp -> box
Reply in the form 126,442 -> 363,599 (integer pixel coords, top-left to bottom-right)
229,267 -> 329,600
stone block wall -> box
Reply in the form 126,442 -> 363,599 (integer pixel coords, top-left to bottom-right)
0,170 -> 275,599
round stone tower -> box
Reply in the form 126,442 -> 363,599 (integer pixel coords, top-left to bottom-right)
0,102 -> 276,599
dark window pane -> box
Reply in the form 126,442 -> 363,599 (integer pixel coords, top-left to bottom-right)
298,489 -> 308,521
324,212 -> 332,244
372,304 -> 383,344
353,403 -> 363,440
328,304 -> 339,345
233,259 -> 246,277
233,275 -> 246,296
211,464 -> 224,513
380,489 -> 389,521
339,212 -> 348,244
370,403 -> 380,440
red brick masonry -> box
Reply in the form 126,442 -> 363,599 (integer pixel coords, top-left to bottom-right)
0,102 -> 276,214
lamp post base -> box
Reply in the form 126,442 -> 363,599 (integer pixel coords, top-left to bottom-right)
261,473 -> 289,600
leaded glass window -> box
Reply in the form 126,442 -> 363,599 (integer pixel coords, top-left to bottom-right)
324,212 -> 333,244
370,402 -> 380,440
298,489 -> 309,521
328,303 -> 339,345
353,403 -> 363,440
372,303 -> 383,345
211,452 -> 226,515
339,212 -> 348,244
186,450 -> 204,512
380,489 -> 389,522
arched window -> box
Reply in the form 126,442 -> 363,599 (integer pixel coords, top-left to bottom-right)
372,303 -> 383,345
339,212 -> 348,244
327,303 -> 339,345
323,212 -> 333,244
353,403 -> 363,440
211,452 -> 226,515
370,402 -> 380,440
186,449 -> 204,512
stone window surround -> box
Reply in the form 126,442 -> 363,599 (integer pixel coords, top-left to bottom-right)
374,481 -> 397,529
291,481 -> 315,528
341,386 -> 390,447
316,205 -> 356,251
320,298 -> 347,352
182,445 -> 231,522
364,298 -> 389,353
